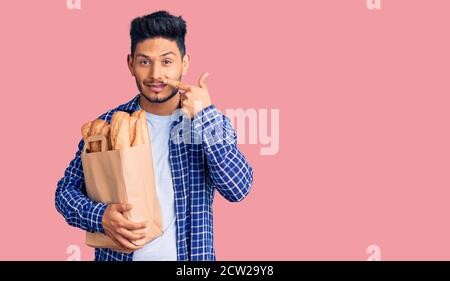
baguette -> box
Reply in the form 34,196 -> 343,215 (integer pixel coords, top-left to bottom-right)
132,110 -> 149,146
140,114 -> 150,145
111,111 -> 131,150
132,117 -> 144,146
129,116 -> 138,145
111,111 -> 129,127
131,110 -> 144,119
89,119 -> 109,152
81,121 -> 92,151
101,124 -> 112,151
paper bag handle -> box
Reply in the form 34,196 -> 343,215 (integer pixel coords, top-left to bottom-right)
83,135 -> 108,153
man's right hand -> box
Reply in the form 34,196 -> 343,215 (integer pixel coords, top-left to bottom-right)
102,203 -> 148,251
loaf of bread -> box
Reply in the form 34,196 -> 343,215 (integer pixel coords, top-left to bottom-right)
89,119 -> 109,152
131,110 -> 149,146
82,109 -> 149,153
111,111 -> 129,127
111,111 -> 131,150
132,110 -> 143,146
139,112 -> 150,145
131,110 -> 144,118
129,116 -> 138,145
101,124 -> 112,151
81,121 -> 92,151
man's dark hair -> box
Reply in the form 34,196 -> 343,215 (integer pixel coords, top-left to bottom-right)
130,10 -> 187,57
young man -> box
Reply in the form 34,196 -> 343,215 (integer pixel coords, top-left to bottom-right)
55,10 -> 253,261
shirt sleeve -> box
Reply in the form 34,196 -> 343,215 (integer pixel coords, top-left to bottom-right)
55,139 -> 108,233
193,105 -> 254,202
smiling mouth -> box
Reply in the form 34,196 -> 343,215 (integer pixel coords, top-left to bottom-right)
145,83 -> 167,93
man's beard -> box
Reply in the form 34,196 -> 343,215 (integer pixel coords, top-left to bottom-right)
136,77 -> 180,104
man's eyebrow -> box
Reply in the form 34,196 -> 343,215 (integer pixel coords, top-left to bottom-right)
135,52 -> 176,58
135,53 -> 149,58
160,51 -> 176,57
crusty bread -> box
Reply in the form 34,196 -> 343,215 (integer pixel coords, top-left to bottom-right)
81,121 -> 92,151
140,113 -> 150,145
89,119 -> 109,152
115,116 -> 130,149
132,110 -> 149,146
131,110 -> 144,119
111,111 -> 131,150
129,116 -> 138,146
111,111 -> 126,149
101,124 -> 112,151
82,110 -> 149,152
132,117 -> 144,146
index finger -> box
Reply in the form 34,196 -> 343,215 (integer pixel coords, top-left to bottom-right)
163,78 -> 192,91
121,219 -> 148,231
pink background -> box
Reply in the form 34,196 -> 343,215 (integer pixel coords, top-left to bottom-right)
1,0 -> 449,260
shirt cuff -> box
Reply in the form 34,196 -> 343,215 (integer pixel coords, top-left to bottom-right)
192,104 -> 224,147
87,202 -> 108,234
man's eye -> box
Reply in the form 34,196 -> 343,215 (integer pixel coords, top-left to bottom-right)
163,60 -> 172,65
140,60 -> 150,65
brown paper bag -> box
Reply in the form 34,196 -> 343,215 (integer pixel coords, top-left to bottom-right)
81,134 -> 163,253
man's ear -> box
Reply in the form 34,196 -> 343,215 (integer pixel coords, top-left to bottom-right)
181,54 -> 190,76
127,54 -> 135,76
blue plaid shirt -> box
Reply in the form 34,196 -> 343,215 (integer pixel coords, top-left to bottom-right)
55,94 -> 254,261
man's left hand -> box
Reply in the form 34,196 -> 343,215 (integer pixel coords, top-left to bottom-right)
163,73 -> 212,118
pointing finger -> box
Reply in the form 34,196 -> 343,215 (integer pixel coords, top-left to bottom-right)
163,78 -> 191,91
198,72 -> 209,89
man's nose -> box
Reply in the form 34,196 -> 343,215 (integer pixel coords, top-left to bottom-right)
150,64 -> 163,80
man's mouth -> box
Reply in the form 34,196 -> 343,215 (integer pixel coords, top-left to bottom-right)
145,83 -> 167,93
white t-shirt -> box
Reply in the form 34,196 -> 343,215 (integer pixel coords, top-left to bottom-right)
132,107 -> 181,261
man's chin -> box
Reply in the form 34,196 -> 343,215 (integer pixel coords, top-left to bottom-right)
141,88 -> 178,104
141,92 -> 171,104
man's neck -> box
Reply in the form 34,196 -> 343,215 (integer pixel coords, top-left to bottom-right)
138,92 -> 180,116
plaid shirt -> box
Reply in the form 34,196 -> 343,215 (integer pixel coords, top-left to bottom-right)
55,94 -> 254,261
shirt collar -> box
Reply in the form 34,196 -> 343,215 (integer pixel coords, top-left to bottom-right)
120,93 -> 185,127
117,93 -> 141,113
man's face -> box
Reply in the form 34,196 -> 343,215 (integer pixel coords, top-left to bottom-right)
127,37 -> 189,103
